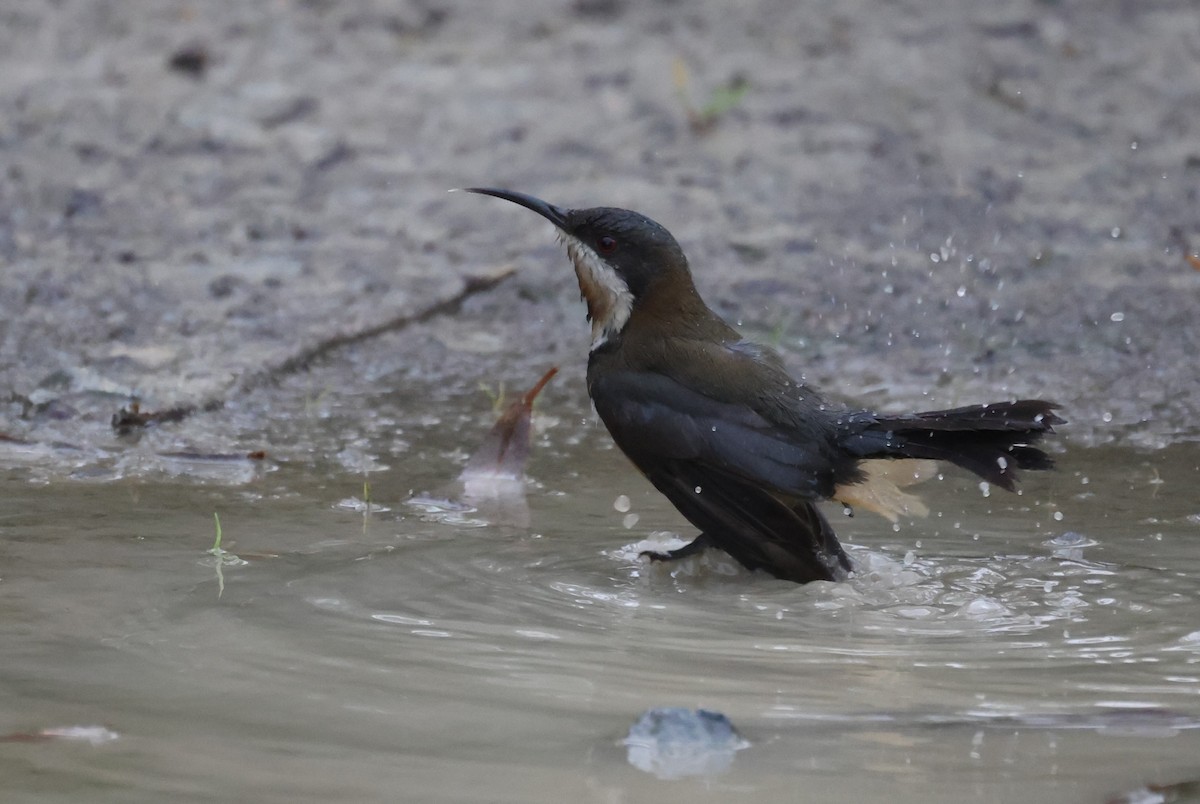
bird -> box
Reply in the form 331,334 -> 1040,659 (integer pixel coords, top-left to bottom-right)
461,188 -> 1064,584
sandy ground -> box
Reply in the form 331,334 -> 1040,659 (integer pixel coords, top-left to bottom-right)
2,0 -> 1199,463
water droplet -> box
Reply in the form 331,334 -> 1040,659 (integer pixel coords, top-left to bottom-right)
614,494 -> 631,512
694,486 -> 702,494
996,456 -> 1008,470
1130,140 -> 1138,150
1110,227 -> 1122,239
979,481 -> 991,498
1102,411 -> 1113,423
1053,511 -> 1064,521
623,513 -> 640,529
956,286 -> 966,297
1110,312 -> 1125,322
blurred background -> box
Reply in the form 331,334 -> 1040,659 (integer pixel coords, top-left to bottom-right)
2,3 -> 1199,803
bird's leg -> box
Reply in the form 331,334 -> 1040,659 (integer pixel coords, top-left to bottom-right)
639,533 -> 713,563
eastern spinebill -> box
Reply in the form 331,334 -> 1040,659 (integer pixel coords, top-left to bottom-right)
462,188 -> 1063,584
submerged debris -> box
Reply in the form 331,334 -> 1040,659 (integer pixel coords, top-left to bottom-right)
1107,778 -> 1200,804
0,725 -> 119,745
117,449 -> 270,484
158,450 -> 267,462
624,707 -> 749,779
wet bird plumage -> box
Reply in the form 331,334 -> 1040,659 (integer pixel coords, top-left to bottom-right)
463,188 -> 1063,583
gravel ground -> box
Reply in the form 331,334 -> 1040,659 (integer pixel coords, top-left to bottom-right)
2,0 -> 1199,464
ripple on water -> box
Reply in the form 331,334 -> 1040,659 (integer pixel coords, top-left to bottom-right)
247,498 -> 1200,721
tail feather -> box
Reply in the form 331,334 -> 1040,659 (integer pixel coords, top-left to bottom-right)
838,400 -> 1064,492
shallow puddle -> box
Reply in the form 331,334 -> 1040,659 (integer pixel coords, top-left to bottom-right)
2,398 -> 1199,802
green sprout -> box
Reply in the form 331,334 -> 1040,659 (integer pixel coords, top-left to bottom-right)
673,58 -> 749,134
210,512 -> 226,597
209,512 -> 223,555
362,477 -> 372,532
478,380 -> 507,414
207,512 -> 246,597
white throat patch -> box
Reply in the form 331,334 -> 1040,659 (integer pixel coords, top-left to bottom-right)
560,232 -> 634,350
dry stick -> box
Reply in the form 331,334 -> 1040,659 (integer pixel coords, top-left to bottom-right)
112,267 -> 516,432
238,267 -> 515,393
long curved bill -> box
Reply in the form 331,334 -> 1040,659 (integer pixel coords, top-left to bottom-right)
459,188 -> 569,229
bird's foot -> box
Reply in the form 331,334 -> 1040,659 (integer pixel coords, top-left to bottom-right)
639,534 -> 713,563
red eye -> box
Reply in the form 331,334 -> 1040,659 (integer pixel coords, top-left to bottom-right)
597,235 -> 617,254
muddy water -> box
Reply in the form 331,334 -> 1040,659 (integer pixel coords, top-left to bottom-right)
2,404 -> 1199,802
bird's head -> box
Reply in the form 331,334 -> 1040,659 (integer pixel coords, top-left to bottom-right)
463,188 -> 695,349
